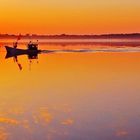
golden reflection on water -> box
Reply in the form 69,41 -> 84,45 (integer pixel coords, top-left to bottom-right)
0,43 -> 140,140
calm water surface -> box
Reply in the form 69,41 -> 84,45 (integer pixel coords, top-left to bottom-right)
0,41 -> 140,140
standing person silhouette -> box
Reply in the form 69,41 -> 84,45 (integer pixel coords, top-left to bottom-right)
13,42 -> 18,48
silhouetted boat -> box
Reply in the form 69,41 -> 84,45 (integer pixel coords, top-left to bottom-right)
5,46 -> 41,55
5,46 -> 55,59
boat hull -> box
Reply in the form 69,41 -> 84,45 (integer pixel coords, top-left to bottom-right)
5,46 -> 41,56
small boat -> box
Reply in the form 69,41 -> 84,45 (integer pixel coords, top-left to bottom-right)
5,46 -> 41,57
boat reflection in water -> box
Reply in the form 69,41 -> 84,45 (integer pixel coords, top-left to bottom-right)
5,48 -> 40,71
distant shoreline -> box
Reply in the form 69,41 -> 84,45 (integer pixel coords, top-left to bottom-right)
0,33 -> 140,39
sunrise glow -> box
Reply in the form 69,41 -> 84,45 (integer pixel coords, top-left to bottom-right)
0,0 -> 140,34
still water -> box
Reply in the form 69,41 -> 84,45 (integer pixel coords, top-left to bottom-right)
0,40 -> 140,140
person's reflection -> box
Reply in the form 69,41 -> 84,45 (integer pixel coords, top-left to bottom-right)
6,53 -> 39,71
28,53 -> 39,71
13,56 -> 22,70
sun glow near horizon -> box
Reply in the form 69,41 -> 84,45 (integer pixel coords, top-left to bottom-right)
0,0 -> 140,34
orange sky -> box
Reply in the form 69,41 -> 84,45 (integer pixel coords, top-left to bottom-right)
0,0 -> 140,34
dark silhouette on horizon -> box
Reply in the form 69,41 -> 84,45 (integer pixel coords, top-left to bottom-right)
0,33 -> 140,39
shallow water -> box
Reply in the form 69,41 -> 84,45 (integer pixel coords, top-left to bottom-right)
0,41 -> 140,140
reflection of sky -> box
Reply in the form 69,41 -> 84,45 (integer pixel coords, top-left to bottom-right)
0,43 -> 140,140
